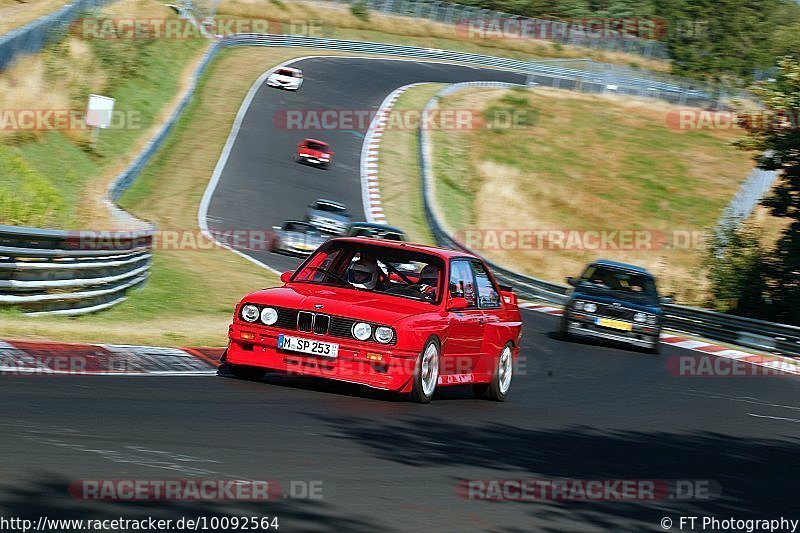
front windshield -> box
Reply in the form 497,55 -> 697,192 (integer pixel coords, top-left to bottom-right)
291,241 -> 444,303
579,266 -> 658,299
316,202 -> 346,214
306,142 -> 328,152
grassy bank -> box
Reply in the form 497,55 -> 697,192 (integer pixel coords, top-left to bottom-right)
426,87 -> 754,303
0,0 -> 207,229
0,0 -> 70,36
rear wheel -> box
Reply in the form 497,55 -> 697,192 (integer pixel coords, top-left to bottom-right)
410,338 -> 440,403
483,343 -> 514,402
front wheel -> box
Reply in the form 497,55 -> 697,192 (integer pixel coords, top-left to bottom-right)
483,343 -> 514,402
410,338 -> 440,403
224,363 -> 265,382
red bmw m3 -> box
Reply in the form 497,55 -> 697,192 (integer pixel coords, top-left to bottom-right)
223,238 -> 522,402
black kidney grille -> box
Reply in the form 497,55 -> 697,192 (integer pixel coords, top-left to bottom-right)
297,311 -> 313,332
313,314 -> 330,335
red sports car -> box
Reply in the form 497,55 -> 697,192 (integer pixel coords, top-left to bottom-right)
223,238 -> 523,402
295,138 -> 333,169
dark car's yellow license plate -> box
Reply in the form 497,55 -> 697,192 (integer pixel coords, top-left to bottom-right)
596,317 -> 633,332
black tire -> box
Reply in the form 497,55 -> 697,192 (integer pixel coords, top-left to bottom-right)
225,363 -> 265,382
558,316 -> 569,339
483,343 -> 514,402
646,333 -> 662,354
410,338 -> 440,403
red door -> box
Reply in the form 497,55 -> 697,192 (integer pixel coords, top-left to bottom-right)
442,260 -> 485,377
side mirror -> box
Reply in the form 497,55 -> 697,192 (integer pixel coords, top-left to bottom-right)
566,276 -> 578,287
280,271 -> 293,283
447,297 -> 470,311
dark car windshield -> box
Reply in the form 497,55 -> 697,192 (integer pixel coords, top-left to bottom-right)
292,241 -> 444,303
277,69 -> 299,77
579,266 -> 658,300
284,222 -> 317,234
315,202 -> 346,214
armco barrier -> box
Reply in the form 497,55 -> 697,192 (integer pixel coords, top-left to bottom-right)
418,83 -> 800,357
0,225 -> 152,315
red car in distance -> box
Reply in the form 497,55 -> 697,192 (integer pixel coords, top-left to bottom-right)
223,238 -> 523,403
295,138 -> 333,169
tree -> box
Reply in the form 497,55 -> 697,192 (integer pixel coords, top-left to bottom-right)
730,57 -> 800,324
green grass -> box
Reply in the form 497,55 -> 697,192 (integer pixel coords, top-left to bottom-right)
0,37 -> 206,229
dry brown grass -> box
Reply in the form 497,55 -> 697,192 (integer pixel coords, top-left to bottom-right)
423,87 -> 756,303
219,0 -> 671,72
0,0 -> 70,36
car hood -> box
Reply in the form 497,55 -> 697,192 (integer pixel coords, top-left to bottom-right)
271,74 -> 298,83
572,285 -> 662,313
243,285 -> 435,325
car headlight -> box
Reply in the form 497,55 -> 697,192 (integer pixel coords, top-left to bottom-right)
241,304 -> 259,322
260,307 -> 278,325
584,302 -> 597,313
647,314 -> 657,325
634,312 -> 647,323
574,300 -> 584,311
374,327 -> 394,344
352,322 -> 372,341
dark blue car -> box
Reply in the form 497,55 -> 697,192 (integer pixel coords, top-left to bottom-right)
559,260 -> 666,353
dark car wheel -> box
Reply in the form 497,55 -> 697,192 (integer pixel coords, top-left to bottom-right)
558,316 -> 569,339
646,333 -> 662,354
410,338 -> 440,403
482,343 -> 514,402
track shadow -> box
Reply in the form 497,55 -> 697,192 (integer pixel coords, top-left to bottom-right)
306,414 -> 800,530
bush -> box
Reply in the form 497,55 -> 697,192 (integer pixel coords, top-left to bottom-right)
351,0 -> 369,22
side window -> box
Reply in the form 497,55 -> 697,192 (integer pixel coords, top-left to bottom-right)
449,260 -> 476,308
472,261 -> 500,308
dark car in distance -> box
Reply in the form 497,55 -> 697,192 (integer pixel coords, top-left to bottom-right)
559,260 -> 667,353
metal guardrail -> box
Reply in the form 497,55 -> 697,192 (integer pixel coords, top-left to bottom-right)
418,83 -> 800,357
0,225 -> 153,315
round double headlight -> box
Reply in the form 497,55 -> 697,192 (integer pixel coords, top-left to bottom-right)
633,312 -> 647,323
583,302 -> 597,313
352,322 -> 372,341
260,307 -> 278,325
241,304 -> 260,322
374,327 -> 394,344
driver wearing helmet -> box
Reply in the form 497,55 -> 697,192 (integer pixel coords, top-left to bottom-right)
348,255 -> 381,290
418,264 -> 439,301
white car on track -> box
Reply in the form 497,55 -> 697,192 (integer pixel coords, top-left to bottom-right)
266,67 -> 303,91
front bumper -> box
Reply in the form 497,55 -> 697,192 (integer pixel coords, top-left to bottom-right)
564,312 -> 659,348
226,323 -> 418,392
309,219 -> 347,234
297,155 -> 329,166
267,79 -> 299,90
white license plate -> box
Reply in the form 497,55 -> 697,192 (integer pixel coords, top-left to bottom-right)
278,334 -> 339,358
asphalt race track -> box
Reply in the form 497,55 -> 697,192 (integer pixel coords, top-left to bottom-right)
1,58 -> 798,531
